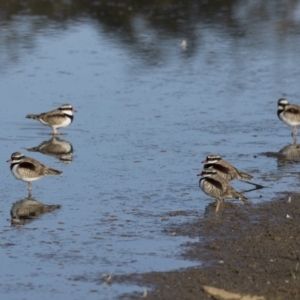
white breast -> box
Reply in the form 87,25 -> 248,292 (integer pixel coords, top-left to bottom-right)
11,164 -> 41,182
11,164 -> 22,180
54,117 -> 72,129
200,179 -> 213,197
279,112 -> 300,126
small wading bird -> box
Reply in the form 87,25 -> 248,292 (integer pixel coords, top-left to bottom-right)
26,104 -> 76,135
202,154 -> 253,182
7,152 -> 62,193
277,98 -> 300,139
197,170 -> 250,212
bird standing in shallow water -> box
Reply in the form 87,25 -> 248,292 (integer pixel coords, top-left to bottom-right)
197,170 -> 250,211
26,103 -> 76,135
7,152 -> 62,194
277,98 -> 300,142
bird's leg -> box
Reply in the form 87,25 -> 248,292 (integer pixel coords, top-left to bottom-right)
293,135 -> 298,145
215,199 -> 221,212
292,126 -> 298,138
28,182 -> 32,191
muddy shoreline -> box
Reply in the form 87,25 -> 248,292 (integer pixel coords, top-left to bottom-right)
118,193 -> 300,299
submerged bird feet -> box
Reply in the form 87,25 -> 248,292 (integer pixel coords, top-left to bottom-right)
293,135 -> 298,145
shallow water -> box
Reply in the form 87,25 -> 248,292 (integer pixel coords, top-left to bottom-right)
0,1 -> 300,299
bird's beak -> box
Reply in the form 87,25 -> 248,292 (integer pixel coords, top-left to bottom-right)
201,160 -> 207,163
6,159 -> 12,162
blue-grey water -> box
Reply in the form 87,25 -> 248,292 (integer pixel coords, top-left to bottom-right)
1,1 -> 300,299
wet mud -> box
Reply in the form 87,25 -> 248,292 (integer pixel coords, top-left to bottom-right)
118,193 -> 300,300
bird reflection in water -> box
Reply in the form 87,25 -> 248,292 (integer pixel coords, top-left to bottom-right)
10,196 -> 61,226
27,137 -> 73,163
263,143 -> 300,167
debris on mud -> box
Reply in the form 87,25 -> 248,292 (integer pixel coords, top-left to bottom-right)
117,193 -> 300,300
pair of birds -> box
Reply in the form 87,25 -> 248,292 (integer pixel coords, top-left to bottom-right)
198,155 -> 253,210
7,104 -> 76,193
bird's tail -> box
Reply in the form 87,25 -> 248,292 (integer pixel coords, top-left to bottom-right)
238,171 -> 253,180
233,191 -> 251,204
26,146 -> 39,152
26,114 -> 39,120
46,168 -> 63,175
42,204 -> 61,213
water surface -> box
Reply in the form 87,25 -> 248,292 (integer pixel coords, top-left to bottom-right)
0,1 -> 300,299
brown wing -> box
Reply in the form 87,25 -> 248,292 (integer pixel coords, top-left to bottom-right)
39,108 -> 62,117
17,159 -> 45,178
285,104 -> 300,114
212,164 -> 231,173
286,108 -> 300,114
18,162 -> 37,171
40,112 -> 66,125
206,177 -> 224,191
